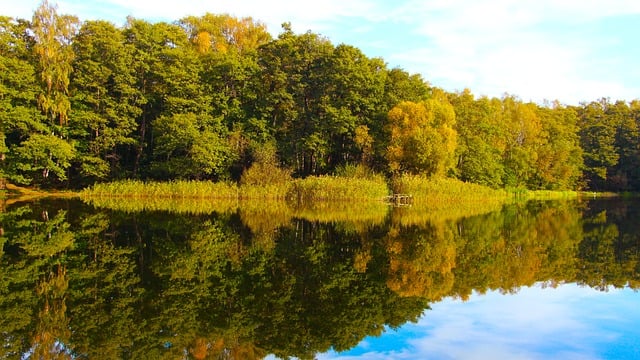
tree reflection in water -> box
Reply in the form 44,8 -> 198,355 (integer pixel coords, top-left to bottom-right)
1,198 -> 638,359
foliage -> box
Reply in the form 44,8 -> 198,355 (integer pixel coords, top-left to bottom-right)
240,141 -> 291,192
151,113 -> 235,180
386,98 -> 457,176
8,133 -> 76,184
31,0 -> 78,126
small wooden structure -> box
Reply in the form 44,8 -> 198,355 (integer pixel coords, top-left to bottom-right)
384,194 -> 413,206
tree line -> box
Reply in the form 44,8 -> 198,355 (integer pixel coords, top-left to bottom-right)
1,0 -> 639,191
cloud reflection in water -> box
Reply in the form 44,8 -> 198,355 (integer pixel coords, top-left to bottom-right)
320,283 -> 640,360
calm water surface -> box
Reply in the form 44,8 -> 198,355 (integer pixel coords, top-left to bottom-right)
1,197 -> 638,359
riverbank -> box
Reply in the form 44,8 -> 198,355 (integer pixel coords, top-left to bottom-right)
79,175 -> 390,202
79,175 -> 525,202
1,182 -> 78,206
3,175 -> 601,210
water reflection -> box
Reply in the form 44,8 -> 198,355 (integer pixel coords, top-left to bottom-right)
322,284 -> 640,360
0,198 -> 638,359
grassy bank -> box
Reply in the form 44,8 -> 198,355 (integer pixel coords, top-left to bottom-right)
80,180 -> 239,199
389,175 -> 511,225
393,175 -> 509,205
80,175 -> 391,202
509,188 -> 580,200
82,175 -> 581,206
79,174 -> 590,223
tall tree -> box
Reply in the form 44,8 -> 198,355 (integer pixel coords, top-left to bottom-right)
70,20 -> 142,182
123,18 -> 212,177
320,44 -> 386,168
532,103 -> 583,190
450,90 -> 505,188
252,27 -> 335,175
608,100 -> 639,190
31,0 -> 78,127
578,99 -> 619,189
0,16 -> 43,182
151,113 -> 235,180
500,96 -> 543,188
383,68 -> 429,109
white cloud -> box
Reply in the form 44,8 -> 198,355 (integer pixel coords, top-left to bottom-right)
382,0 -> 640,103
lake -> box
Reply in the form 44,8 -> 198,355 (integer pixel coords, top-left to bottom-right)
1,197 -> 638,359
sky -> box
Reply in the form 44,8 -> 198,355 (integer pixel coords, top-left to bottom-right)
2,0 -> 640,105
318,284 -> 640,360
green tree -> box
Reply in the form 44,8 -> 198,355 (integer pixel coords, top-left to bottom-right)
578,99 -> 619,189
123,18 -> 210,176
252,27 -> 335,175
8,133 -> 76,184
0,16 -> 45,182
69,20 -> 142,182
450,90 -> 505,188
151,113 -> 235,179
608,100 -> 639,190
383,68 -> 429,109
320,44 -> 386,168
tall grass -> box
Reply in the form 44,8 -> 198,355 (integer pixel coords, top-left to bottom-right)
287,174 -> 390,203
511,189 -> 580,201
393,175 -> 509,205
388,175 -> 510,226
82,174 -> 390,202
81,180 -> 239,199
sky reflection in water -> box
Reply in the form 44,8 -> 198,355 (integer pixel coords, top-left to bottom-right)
320,283 -> 640,360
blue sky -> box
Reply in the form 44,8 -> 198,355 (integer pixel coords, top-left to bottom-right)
3,0 -> 640,105
318,284 -> 640,360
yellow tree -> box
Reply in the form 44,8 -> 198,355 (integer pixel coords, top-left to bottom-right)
386,94 -> 457,177
31,0 -> 78,126
501,96 -> 543,187
179,13 -> 271,54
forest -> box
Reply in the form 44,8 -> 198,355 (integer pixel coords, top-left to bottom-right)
1,0 -> 639,192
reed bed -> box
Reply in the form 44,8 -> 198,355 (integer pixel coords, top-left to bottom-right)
237,184 -> 290,199
388,175 -> 510,226
287,175 -> 390,203
81,180 -> 239,199
393,175 -> 509,206
82,174 -> 390,202
514,189 -> 580,201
